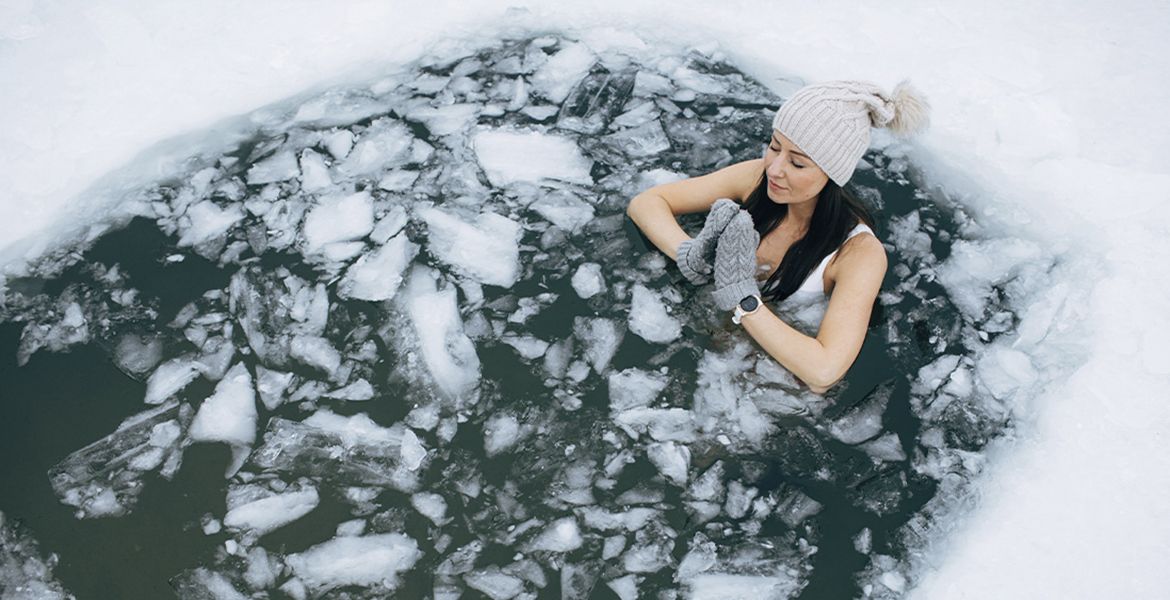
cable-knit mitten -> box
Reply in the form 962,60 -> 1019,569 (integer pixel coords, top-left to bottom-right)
676,198 -> 740,285
711,210 -> 761,311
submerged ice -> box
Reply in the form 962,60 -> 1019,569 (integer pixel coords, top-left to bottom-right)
0,32 -> 1075,599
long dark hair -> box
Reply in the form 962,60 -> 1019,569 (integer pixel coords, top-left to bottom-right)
744,173 -> 876,302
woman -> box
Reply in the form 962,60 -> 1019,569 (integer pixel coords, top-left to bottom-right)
627,80 -> 929,393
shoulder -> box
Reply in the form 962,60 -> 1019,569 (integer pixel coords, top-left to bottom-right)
830,230 -> 887,281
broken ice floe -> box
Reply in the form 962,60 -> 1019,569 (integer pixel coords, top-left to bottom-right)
49,400 -> 190,518
0,512 -> 74,599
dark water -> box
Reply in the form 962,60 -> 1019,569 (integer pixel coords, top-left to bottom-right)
0,35 -> 1014,600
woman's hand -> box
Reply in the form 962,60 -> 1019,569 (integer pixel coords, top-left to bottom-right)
711,210 -> 761,311
675,198 -> 740,285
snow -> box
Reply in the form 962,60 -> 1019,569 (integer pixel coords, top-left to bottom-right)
2,1 -> 1169,598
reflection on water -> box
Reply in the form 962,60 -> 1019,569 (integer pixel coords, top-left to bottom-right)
0,34 -> 1056,599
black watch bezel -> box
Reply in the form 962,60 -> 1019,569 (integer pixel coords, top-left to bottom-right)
739,295 -> 760,312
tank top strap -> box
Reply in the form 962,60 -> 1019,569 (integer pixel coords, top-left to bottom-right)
791,222 -> 876,296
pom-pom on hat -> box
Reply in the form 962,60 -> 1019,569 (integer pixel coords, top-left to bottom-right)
771,80 -> 930,185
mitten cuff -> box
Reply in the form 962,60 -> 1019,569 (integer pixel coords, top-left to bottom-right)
711,279 -> 760,312
676,238 -> 712,285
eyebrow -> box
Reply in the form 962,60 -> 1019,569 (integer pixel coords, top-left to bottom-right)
770,136 -> 810,158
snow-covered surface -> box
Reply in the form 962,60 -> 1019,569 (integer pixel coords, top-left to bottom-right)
1,1 -> 1168,598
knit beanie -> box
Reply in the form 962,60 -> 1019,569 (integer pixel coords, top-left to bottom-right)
771,80 -> 930,185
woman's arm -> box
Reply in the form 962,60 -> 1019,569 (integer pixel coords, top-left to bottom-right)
626,159 -> 763,260
738,234 -> 887,393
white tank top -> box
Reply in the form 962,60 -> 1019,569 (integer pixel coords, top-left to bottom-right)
784,222 -> 875,299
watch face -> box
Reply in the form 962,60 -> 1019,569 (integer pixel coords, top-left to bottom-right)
739,295 -> 759,312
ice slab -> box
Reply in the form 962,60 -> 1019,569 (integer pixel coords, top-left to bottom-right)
188,362 -> 256,476
472,129 -> 593,186
49,400 -> 190,518
418,206 -> 522,288
302,191 -> 374,255
286,533 -> 421,594
337,233 -> 418,301
403,266 -> 482,399
249,412 -> 426,490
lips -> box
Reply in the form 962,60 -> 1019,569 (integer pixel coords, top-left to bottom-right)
768,179 -> 787,191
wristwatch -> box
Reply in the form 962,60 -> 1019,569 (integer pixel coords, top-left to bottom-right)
732,294 -> 762,325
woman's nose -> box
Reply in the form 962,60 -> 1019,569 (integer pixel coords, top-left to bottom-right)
765,156 -> 785,179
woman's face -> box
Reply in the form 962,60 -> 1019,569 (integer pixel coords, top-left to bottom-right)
763,130 -> 830,207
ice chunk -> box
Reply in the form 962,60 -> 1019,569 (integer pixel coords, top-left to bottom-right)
246,150 -> 299,185
530,517 -> 583,552
250,412 -> 426,488
623,525 -> 674,573
324,129 -> 355,160
472,129 -> 593,186
530,191 -> 595,233
935,237 -> 1046,320
646,441 -> 690,486
298,149 -> 332,191
293,89 -> 388,127
571,263 -> 606,299
321,379 -> 372,401
628,284 -> 682,344
418,206 -> 522,287
406,103 -> 480,136
827,380 -> 891,445
49,400 -> 190,518
860,433 -> 907,462
484,413 -> 522,457
687,573 -> 799,600
561,561 -> 601,599
614,407 -> 697,442
224,485 -> 319,535
289,335 -> 341,376
607,368 -> 668,411
464,566 -> 526,600
529,42 -> 595,104
557,67 -> 637,134
171,567 -> 249,600
0,512 -> 74,599
113,334 -> 164,377
403,267 -> 482,398
337,118 -> 416,177
286,533 -> 421,593
179,200 -> 245,247
595,120 -> 672,159
411,492 -> 449,525
502,334 -> 550,360
577,507 -> 658,532
256,366 -> 294,410
302,191 -> 374,254
145,356 -> 202,404
188,362 -> 256,476
574,317 -> 624,373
